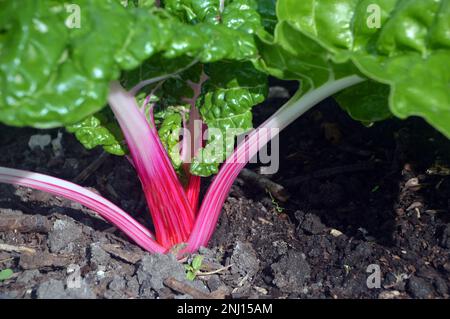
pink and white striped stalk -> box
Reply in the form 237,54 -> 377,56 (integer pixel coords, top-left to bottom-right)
0,167 -> 166,253
108,81 -> 194,248
186,75 -> 364,252
181,73 -> 208,213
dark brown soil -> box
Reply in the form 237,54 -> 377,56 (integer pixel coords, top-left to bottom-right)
0,80 -> 449,299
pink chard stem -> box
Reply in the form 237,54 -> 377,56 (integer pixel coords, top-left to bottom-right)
183,106 -> 203,213
187,75 -> 365,252
0,167 -> 166,253
108,81 -> 195,248
181,73 -> 209,213
186,128 -> 270,252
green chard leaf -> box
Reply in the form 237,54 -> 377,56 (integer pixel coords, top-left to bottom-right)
0,0 -> 161,128
155,108 -> 184,170
162,0 -> 264,61
66,109 -> 127,156
0,0 -> 264,130
335,81 -> 391,123
165,0 -> 264,33
254,20 -> 359,94
274,0 -> 450,136
164,0 -> 224,23
191,61 -> 268,176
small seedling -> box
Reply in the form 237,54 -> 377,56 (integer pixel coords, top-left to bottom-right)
185,255 -> 203,281
266,189 -> 284,213
0,269 -> 13,282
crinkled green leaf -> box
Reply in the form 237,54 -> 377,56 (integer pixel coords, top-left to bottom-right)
0,0 -> 264,130
160,0 -> 263,62
165,0 -> 263,33
191,62 -> 267,176
66,109 -> 127,156
0,0 -> 162,128
162,0 -> 263,60
221,0 -> 264,34
334,81 -> 392,122
276,0 -> 450,137
155,110 -> 184,170
164,0 -> 223,23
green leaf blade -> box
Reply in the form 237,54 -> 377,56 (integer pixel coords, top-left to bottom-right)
191,62 -> 268,176
266,0 -> 450,137
334,81 -> 391,122
66,109 -> 127,156
0,269 -> 13,281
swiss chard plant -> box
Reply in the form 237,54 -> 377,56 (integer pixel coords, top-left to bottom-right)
0,0 -> 449,256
